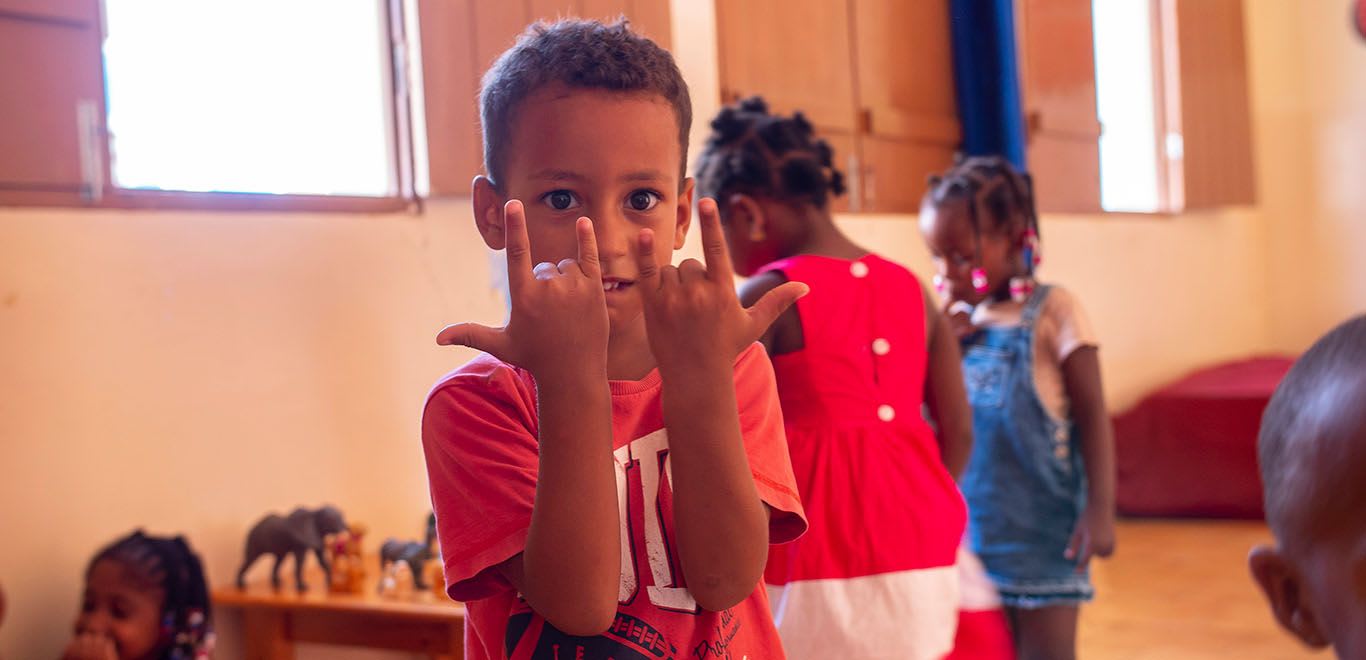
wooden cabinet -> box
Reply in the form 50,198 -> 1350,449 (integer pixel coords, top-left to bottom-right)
417,0 -> 672,196
0,0 -> 107,206
1016,0 -> 1103,212
716,0 -> 959,214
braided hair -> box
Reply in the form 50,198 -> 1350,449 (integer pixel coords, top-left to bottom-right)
90,531 -> 214,659
694,96 -> 846,211
924,156 -> 1041,277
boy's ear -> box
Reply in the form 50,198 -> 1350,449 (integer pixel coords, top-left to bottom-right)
1249,544 -> 1330,648
673,177 -> 695,250
472,175 -> 508,250
727,193 -> 767,242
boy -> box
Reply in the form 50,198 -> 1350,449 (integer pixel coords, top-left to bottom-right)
421,20 -> 809,660
1250,314 -> 1366,658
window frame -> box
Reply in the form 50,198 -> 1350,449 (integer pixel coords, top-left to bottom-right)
0,0 -> 419,213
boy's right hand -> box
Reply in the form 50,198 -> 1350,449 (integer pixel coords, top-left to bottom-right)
436,200 -> 609,380
62,633 -> 117,660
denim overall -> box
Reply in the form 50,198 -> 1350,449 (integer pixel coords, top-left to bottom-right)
959,286 -> 1094,608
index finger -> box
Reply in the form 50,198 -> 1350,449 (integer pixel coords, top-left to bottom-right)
503,199 -> 532,287
697,197 -> 734,280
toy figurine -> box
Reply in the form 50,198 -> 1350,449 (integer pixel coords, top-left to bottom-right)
378,513 -> 437,592
327,523 -> 368,595
236,505 -> 348,591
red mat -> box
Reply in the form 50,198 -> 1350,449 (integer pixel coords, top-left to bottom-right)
1114,356 -> 1295,519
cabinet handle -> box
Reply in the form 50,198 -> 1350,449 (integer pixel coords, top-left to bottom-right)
76,99 -> 104,203
846,154 -> 860,213
865,163 -> 876,211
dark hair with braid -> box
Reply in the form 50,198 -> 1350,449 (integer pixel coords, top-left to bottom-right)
90,531 -> 214,659
694,96 -> 846,211
924,155 -> 1040,274
479,18 -> 691,191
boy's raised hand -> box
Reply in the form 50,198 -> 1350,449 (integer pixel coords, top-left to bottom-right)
635,197 -> 808,373
437,200 -> 609,378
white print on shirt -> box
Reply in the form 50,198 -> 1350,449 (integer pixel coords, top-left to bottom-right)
613,428 -> 697,612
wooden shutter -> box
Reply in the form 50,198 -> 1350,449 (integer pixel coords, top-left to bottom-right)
1016,0 -> 1102,213
715,0 -> 860,211
0,0 -> 107,206
1162,0 -> 1256,209
417,0 -> 672,196
853,0 -> 959,213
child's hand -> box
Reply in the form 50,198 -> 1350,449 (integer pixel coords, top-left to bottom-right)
437,200 -> 609,380
1065,505 -> 1116,571
62,633 -> 118,660
635,198 -> 808,374
942,299 -> 977,341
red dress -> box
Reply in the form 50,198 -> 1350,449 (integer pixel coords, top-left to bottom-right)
759,254 -> 967,660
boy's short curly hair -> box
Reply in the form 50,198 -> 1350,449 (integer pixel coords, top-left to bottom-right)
479,19 -> 692,190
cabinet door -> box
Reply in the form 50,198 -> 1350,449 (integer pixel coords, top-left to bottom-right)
418,0 -> 672,194
852,0 -> 959,212
859,135 -> 956,215
822,130 -> 859,214
1017,0 -> 1102,212
715,0 -> 859,134
0,0 -> 107,205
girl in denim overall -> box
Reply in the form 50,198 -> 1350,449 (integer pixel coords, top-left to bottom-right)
919,157 -> 1117,660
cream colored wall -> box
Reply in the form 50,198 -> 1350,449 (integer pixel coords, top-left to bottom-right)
1246,0 -> 1366,351
0,200 -> 498,659
0,1 -> 1359,658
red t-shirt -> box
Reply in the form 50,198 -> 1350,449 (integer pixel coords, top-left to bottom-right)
422,343 -> 807,660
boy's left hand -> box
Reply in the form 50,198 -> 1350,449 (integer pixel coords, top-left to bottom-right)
635,198 -> 808,374
1065,505 -> 1116,571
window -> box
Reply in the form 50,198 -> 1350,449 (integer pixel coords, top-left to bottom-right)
1014,0 -> 1255,213
1088,0 -> 1256,213
1092,0 -> 1161,213
1,0 -> 672,208
102,0 -> 399,197
0,0 -> 415,210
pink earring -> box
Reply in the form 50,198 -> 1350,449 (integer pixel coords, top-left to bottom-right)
933,274 -> 947,296
971,268 -> 989,294
1009,276 -> 1034,302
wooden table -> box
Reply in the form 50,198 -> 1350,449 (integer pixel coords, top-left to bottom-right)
213,580 -> 465,659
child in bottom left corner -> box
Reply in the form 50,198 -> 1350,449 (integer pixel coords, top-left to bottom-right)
63,530 -> 214,660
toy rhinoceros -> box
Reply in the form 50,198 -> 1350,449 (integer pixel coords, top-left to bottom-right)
236,505 -> 347,591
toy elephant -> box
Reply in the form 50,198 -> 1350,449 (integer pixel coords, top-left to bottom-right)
236,505 -> 348,591
379,513 -> 438,591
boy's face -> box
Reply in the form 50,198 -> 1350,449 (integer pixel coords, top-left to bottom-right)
478,86 -> 691,333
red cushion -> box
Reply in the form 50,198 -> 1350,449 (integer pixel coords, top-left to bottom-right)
1114,356 -> 1295,519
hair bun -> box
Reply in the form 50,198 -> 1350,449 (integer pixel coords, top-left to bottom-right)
738,95 -> 769,114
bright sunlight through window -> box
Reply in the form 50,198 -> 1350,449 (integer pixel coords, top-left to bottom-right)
102,0 -> 397,197
1092,0 -> 1161,213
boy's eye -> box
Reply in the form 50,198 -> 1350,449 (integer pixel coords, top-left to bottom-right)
541,190 -> 580,211
627,190 -> 662,212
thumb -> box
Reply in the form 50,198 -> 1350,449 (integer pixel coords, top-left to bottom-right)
745,281 -> 809,337
436,323 -> 509,358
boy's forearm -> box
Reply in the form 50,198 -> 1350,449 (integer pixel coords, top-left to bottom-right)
523,370 -> 620,634
660,359 -> 769,612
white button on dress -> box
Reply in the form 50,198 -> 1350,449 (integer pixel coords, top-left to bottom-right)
850,261 -> 870,278
877,404 -> 896,422
872,338 -> 891,355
